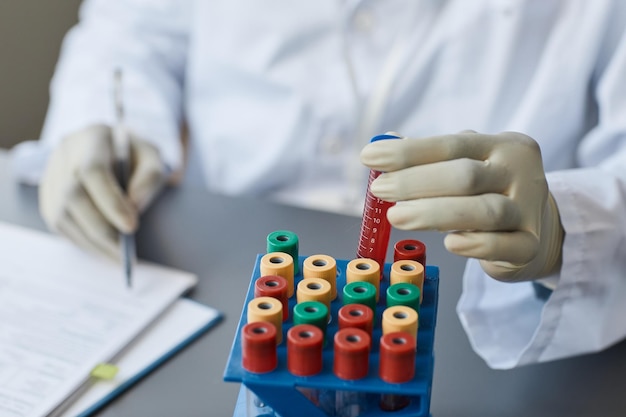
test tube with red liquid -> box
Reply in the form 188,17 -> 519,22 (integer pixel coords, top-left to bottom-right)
356,134 -> 401,277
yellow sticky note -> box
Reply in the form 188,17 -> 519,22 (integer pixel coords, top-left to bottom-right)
90,363 -> 119,380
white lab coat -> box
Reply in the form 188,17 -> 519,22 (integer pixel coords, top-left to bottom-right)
12,0 -> 626,369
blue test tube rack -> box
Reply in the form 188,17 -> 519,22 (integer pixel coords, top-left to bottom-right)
223,254 -> 439,417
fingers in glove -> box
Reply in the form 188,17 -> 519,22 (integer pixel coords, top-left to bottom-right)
128,139 -> 165,212
370,158 -> 509,202
360,131 -> 538,173
444,230 -> 538,266
56,212 -> 120,261
387,194 -> 521,232
65,187 -> 121,260
361,131 -> 492,172
79,165 -> 138,234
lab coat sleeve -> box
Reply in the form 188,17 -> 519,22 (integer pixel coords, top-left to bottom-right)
12,0 -> 188,183
457,11 -> 626,369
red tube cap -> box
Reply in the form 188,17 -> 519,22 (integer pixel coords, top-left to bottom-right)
393,239 -> 426,267
255,275 -> 289,321
333,328 -> 371,380
338,304 -> 374,337
242,321 -> 277,373
287,324 -> 324,376
379,331 -> 416,383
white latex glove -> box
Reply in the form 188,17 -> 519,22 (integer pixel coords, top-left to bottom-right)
360,131 -> 564,282
40,124 -> 166,261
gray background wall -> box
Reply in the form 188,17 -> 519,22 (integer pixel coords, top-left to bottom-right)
0,0 -> 82,149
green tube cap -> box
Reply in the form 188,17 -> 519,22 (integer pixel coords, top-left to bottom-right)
267,230 -> 300,274
293,301 -> 328,335
386,282 -> 420,313
342,281 -> 377,314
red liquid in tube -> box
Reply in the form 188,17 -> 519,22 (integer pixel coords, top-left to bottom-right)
356,134 -> 400,277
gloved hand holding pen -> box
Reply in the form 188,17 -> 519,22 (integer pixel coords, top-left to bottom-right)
39,124 -> 166,261
360,131 -> 565,282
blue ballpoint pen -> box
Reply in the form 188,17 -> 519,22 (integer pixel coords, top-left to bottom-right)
113,69 -> 136,288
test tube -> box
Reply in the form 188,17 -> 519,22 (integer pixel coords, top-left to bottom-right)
287,324 -> 325,408
333,328 -> 371,417
378,331 -> 416,412
356,134 -> 401,275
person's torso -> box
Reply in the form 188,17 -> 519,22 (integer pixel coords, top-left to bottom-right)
184,0 -> 612,214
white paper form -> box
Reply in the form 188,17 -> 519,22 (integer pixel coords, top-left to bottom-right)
0,222 -> 198,417
61,298 -> 220,417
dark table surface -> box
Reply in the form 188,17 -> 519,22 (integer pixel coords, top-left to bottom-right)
2,151 -> 625,417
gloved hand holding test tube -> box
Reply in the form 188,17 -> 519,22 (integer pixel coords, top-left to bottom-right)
360,131 -> 564,283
